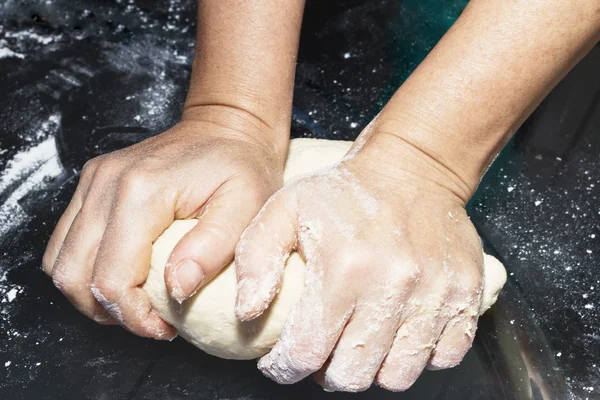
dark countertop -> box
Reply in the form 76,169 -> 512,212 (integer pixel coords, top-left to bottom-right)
0,1 -> 598,399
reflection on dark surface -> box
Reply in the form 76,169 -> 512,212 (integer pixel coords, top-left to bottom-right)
0,1 -> 599,399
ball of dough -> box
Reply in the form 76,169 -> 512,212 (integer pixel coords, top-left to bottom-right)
145,219 -> 305,359
480,254 -> 507,314
143,138 -> 507,360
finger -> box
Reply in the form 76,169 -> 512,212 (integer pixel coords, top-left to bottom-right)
319,296 -> 406,393
234,190 -> 298,321
90,178 -> 176,340
51,196 -> 115,325
426,312 -> 479,370
164,181 -> 264,303
257,278 -> 355,385
427,264 -> 483,370
43,160 -> 98,275
375,308 -> 447,391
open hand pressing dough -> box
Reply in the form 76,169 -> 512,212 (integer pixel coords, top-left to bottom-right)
143,138 -> 507,360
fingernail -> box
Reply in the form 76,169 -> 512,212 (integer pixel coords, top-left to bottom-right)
171,259 -> 204,303
235,279 -> 262,321
94,314 -> 109,323
155,327 -> 178,342
94,314 -> 117,325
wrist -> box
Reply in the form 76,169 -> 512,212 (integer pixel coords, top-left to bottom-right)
181,103 -> 290,163
353,115 -> 495,204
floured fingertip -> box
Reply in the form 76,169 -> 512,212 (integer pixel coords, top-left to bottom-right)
142,310 -> 177,341
235,277 -> 280,321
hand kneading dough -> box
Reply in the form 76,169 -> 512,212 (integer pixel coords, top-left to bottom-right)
143,138 -> 508,360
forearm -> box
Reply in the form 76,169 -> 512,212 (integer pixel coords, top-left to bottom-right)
372,0 -> 600,201
183,0 -> 305,151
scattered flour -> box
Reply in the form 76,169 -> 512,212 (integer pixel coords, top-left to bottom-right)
4,30 -> 62,45
1,271 -> 24,318
0,47 -> 25,59
0,136 -> 64,237
6,288 -> 18,302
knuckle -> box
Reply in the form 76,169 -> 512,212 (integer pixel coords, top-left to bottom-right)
89,276 -> 119,305
425,273 -> 453,299
89,278 -> 126,325
81,158 -> 99,177
90,158 -> 119,183
51,265 -> 77,296
117,169 -> 155,200
452,266 -> 483,297
75,198 -> 102,222
404,262 -> 423,283
334,247 -> 371,280
389,257 -> 422,288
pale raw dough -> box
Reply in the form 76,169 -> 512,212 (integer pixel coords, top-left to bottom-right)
144,138 -> 507,360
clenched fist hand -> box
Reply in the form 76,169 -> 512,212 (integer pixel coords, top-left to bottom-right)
43,106 -> 287,339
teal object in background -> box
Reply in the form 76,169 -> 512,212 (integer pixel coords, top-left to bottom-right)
393,0 -> 468,77
383,0 -> 517,202
381,0 -> 468,101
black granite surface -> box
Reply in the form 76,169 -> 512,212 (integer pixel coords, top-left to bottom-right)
0,1 -> 598,399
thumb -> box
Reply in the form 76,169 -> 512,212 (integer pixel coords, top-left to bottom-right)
164,181 -> 264,303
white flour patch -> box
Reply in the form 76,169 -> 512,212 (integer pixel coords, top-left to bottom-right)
0,47 -> 25,59
0,271 -> 24,310
4,30 -> 62,45
6,288 -> 18,302
0,136 -> 64,237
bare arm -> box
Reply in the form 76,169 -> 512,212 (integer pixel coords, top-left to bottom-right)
44,0 -> 306,338
234,0 -> 600,392
374,0 -> 600,201
184,0 -> 306,152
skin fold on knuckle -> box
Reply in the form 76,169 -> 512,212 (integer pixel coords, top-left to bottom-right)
51,258 -> 78,296
89,157 -> 121,187
333,247 -> 374,284
116,169 -> 156,203
89,277 -> 125,324
89,283 -> 165,339
454,260 -> 484,295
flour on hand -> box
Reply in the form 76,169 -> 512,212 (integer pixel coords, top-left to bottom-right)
143,138 -> 507,360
